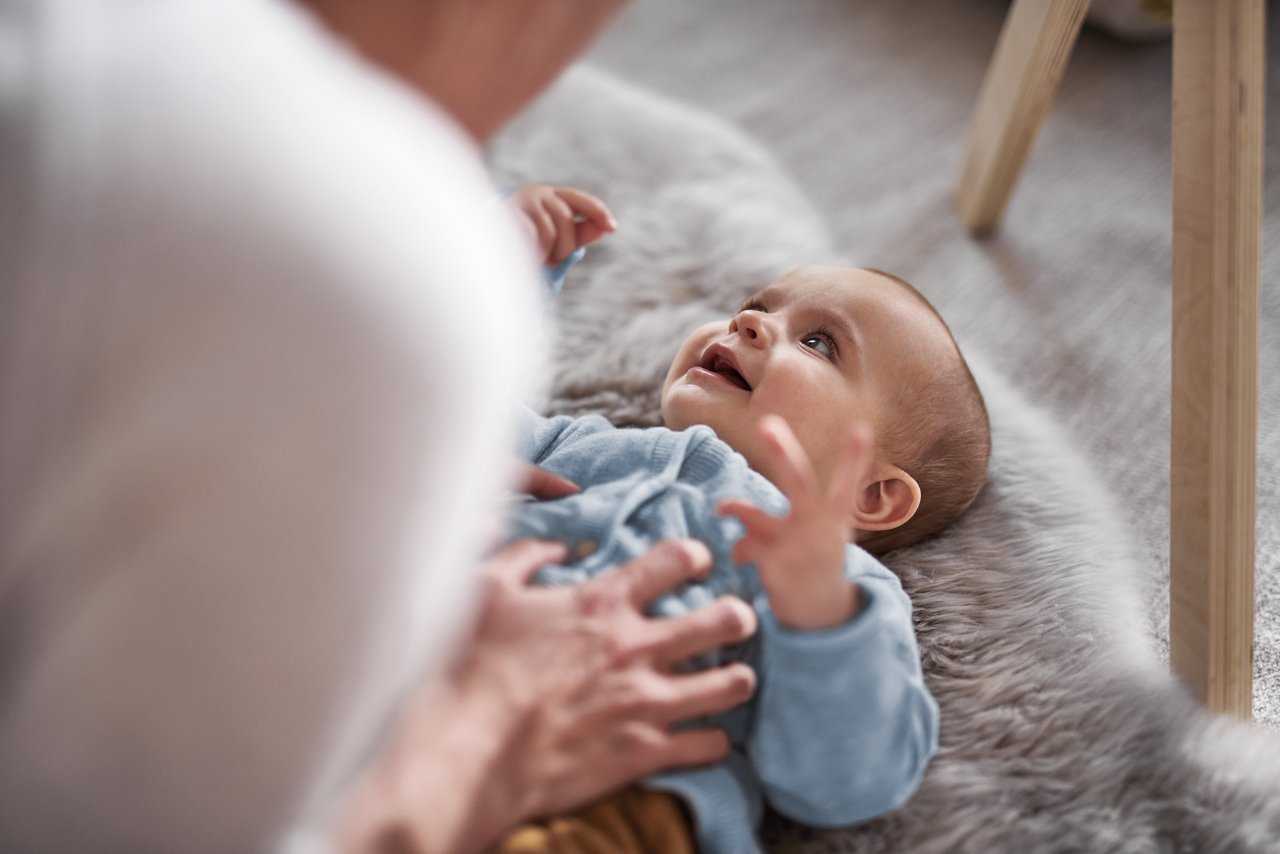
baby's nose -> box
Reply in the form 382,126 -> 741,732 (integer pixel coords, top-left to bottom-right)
732,311 -> 767,343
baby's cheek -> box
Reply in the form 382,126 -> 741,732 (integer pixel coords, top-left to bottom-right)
793,416 -> 845,475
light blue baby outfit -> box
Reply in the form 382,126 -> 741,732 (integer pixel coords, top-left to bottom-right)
509,409 -> 939,854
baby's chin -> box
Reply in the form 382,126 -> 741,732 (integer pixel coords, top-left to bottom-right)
662,400 -> 782,485
659,404 -> 691,433
659,389 -> 712,434
662,399 -> 735,447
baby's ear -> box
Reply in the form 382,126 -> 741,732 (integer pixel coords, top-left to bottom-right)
849,466 -> 920,534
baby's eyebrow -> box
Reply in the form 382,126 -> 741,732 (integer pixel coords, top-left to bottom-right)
738,286 -> 780,311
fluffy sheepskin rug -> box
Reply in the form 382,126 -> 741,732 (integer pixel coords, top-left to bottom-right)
489,67 -> 1280,853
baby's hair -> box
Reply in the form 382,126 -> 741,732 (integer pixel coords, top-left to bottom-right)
857,270 -> 991,555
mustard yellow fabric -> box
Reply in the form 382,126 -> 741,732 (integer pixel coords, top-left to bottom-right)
495,788 -> 695,854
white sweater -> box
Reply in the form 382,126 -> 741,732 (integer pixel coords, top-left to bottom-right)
0,1 -> 540,849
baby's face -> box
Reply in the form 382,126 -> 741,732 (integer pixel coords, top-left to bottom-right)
661,266 -> 951,486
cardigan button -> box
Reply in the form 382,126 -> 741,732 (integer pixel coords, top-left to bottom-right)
572,540 -> 598,560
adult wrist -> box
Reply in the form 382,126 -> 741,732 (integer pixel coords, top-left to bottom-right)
333,673 -> 528,854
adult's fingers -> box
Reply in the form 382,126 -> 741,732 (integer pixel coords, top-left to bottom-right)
483,538 -> 568,586
647,728 -> 733,774
656,663 -> 757,725
650,596 -> 758,670
517,461 -> 580,499
605,539 -> 714,608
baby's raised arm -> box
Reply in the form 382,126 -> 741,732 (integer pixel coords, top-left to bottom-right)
717,415 -> 869,629
720,416 -> 938,826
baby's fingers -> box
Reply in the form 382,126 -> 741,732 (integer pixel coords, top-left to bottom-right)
718,499 -> 781,565
574,219 -> 609,249
757,415 -> 820,505
556,186 -> 618,231
827,425 -> 874,512
525,203 -> 556,261
717,498 -> 781,534
543,195 -> 579,265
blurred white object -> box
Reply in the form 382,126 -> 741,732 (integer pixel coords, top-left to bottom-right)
0,0 -> 540,850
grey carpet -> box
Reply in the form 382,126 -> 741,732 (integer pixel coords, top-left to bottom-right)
576,0 -> 1280,731
487,1 -> 1280,849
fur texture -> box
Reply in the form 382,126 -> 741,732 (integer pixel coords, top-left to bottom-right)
489,68 -> 1280,853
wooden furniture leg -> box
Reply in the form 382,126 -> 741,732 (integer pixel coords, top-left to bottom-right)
1170,0 -> 1264,719
952,0 -> 1090,236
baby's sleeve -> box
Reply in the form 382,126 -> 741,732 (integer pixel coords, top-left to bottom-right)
542,246 -> 586,298
747,548 -> 939,827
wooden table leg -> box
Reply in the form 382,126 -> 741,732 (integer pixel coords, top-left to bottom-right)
952,0 -> 1090,236
1170,0 -> 1264,719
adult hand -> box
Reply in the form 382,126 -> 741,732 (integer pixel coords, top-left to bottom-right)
516,461 -> 580,500
302,0 -> 630,141
337,537 -> 757,853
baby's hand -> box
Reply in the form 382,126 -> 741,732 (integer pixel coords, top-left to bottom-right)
507,184 -> 617,265
718,415 -> 871,630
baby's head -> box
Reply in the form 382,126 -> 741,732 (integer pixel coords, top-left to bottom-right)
661,266 -> 990,554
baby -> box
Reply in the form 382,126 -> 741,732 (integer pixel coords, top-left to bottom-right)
497,185 -> 990,854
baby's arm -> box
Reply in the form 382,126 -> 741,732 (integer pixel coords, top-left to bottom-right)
747,563 -> 938,826
718,415 -> 866,629
718,416 -> 938,825
506,184 -> 617,266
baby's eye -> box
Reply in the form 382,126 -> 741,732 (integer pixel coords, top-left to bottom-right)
801,332 -> 837,360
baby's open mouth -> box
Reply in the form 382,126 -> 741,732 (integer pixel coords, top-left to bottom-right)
699,348 -> 751,391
